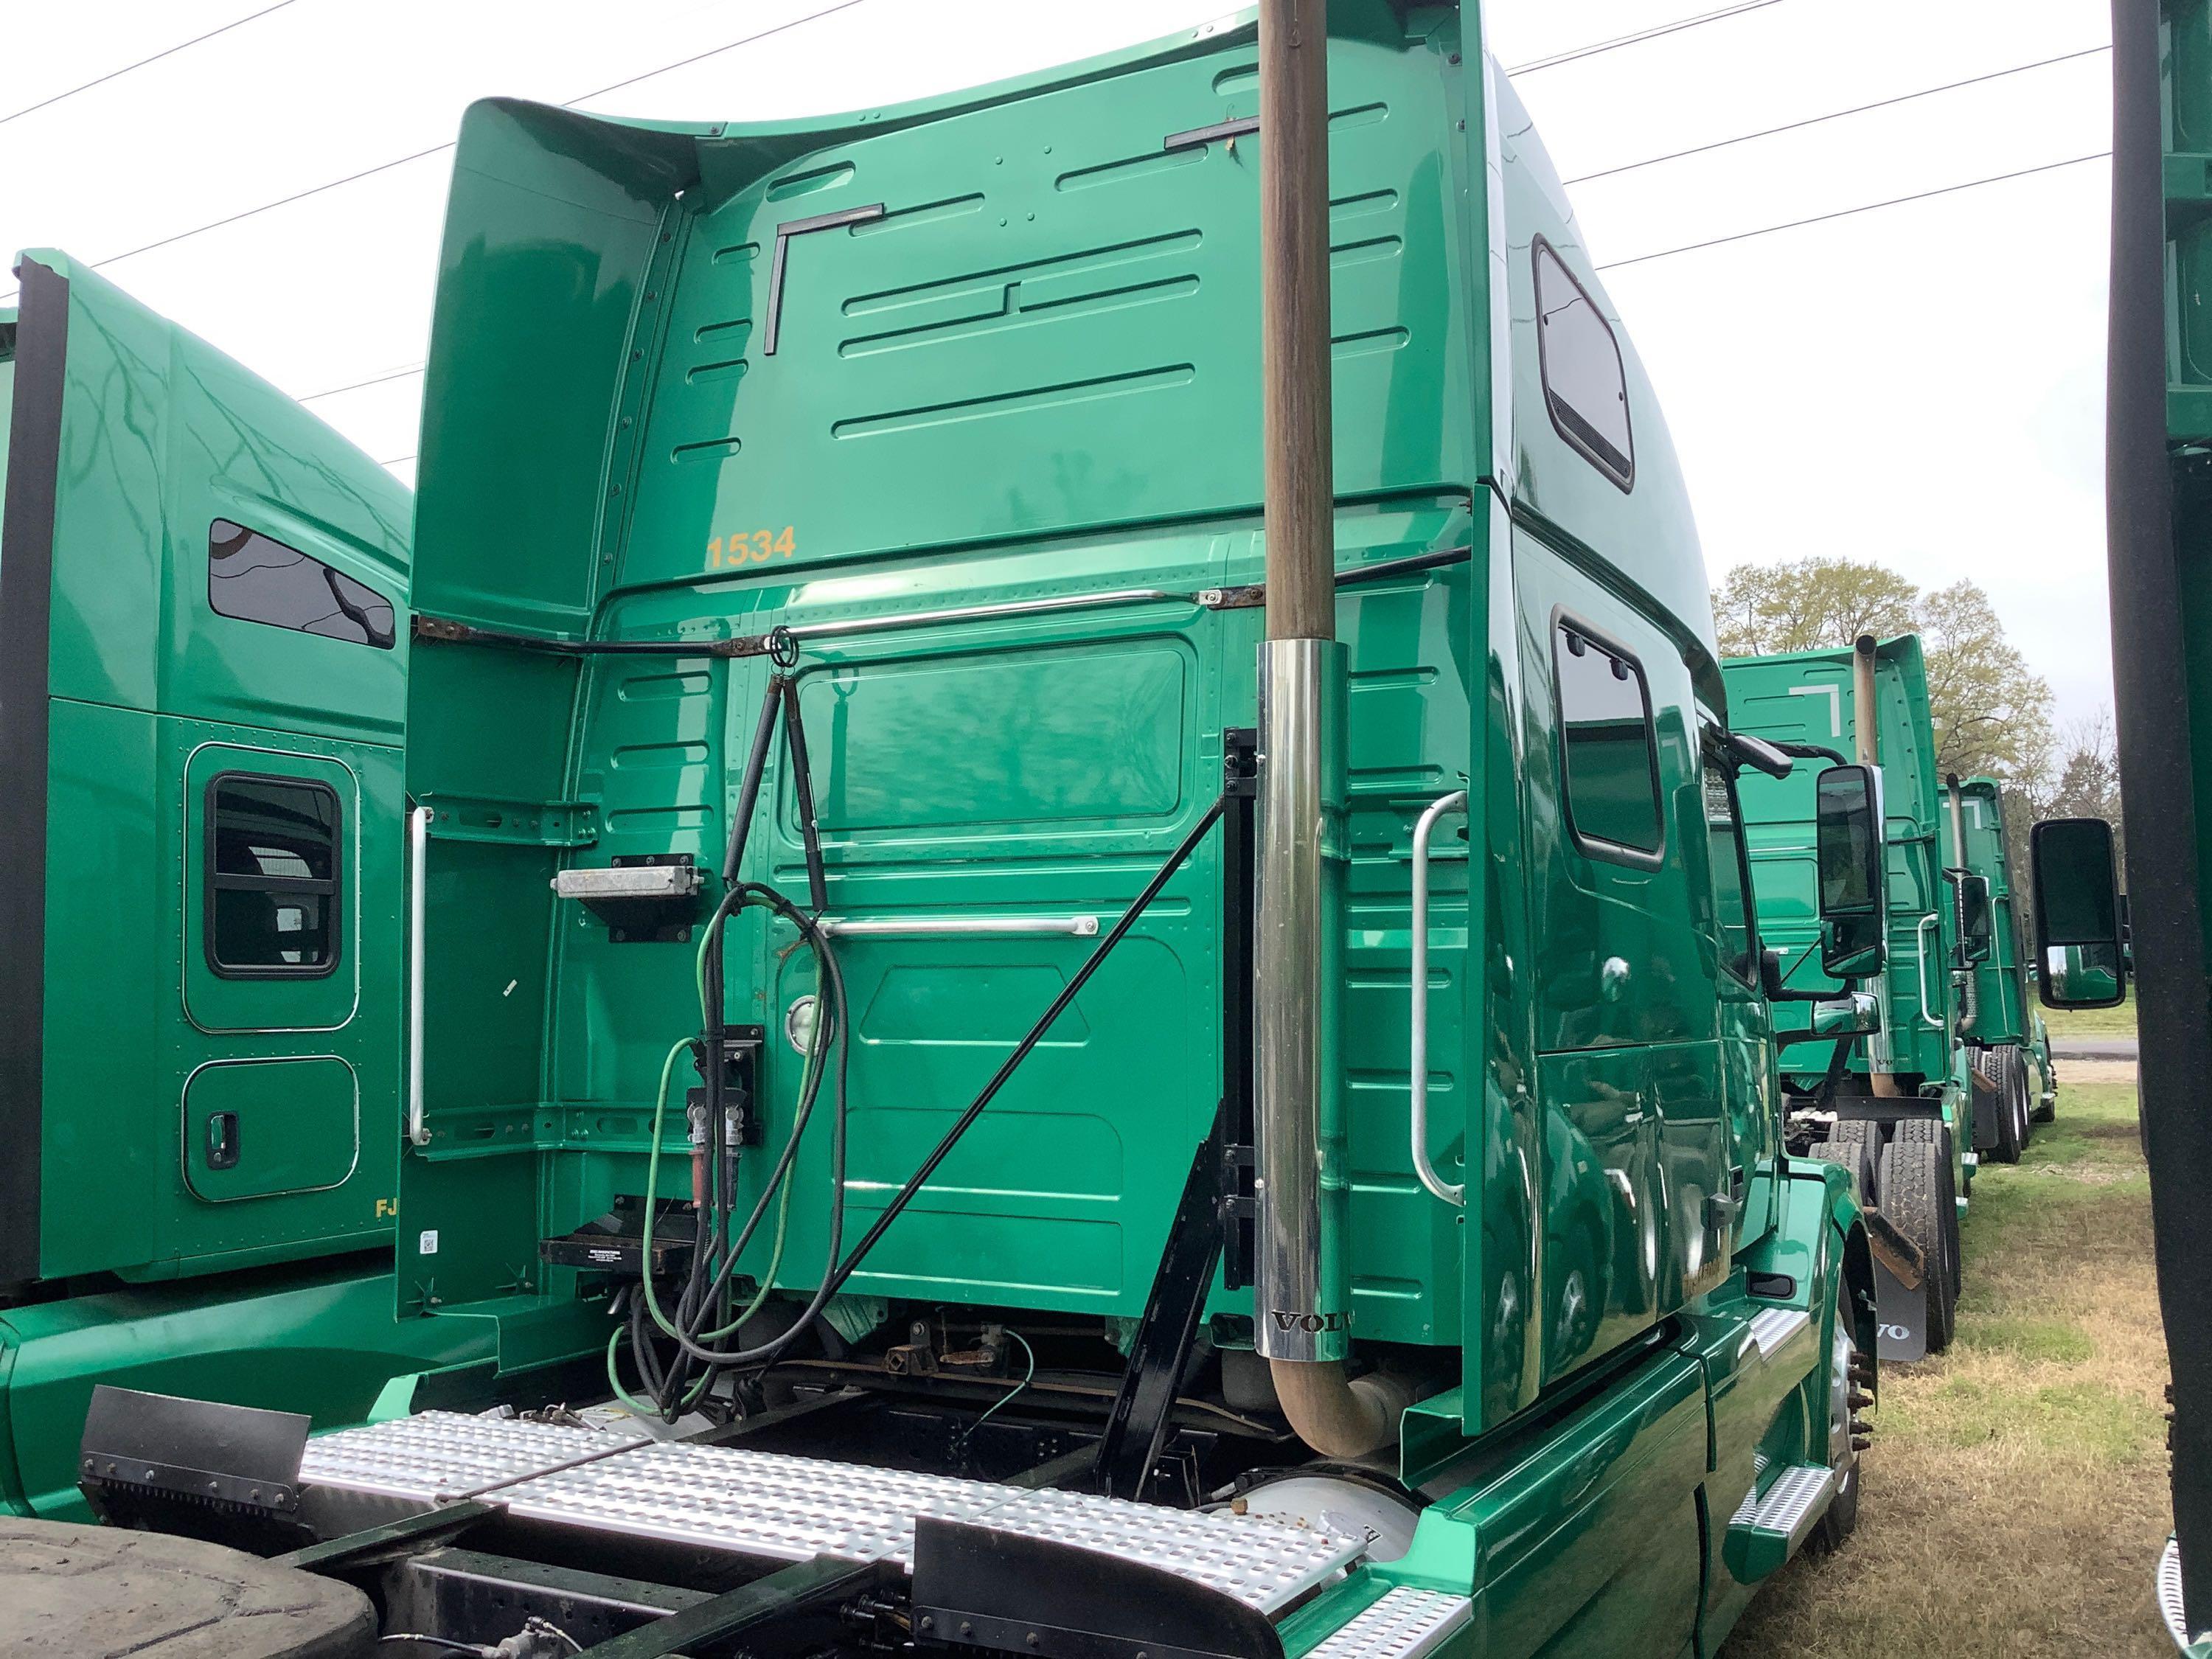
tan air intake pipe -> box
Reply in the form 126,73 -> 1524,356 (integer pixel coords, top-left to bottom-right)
1250,0 -> 1392,1458
1852,635 -> 1902,1091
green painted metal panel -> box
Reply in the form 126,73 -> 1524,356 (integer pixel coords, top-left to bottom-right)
0,1260 -> 492,1519
181,1057 -> 358,1203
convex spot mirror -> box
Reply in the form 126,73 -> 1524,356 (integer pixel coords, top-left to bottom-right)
1950,872 -> 1992,967
2031,817 -> 2127,1009
1815,765 -> 1887,981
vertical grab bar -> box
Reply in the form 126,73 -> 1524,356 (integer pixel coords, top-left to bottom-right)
1915,912 -> 1944,1029
1411,790 -> 1469,1207
407,804 -> 431,1147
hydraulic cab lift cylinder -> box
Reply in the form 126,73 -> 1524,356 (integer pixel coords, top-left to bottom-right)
1252,0 -> 1352,1373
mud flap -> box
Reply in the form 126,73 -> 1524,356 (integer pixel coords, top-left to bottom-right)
1864,1208 -> 1928,1363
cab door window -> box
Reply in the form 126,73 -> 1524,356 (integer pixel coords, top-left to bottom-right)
1555,620 -> 1663,859
206,774 -> 341,978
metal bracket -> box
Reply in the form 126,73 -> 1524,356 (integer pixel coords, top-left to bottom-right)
418,793 -> 597,848
1094,1105 -> 1231,1501
1220,728 -> 1259,1292
688,1025 -> 766,1148
555,853 -> 703,943
763,204 -> 887,355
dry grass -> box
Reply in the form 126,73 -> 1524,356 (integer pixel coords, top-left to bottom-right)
1723,1074 -> 2175,1658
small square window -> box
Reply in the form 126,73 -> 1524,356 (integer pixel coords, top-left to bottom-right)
206,775 -> 341,977
1556,621 -> 1663,858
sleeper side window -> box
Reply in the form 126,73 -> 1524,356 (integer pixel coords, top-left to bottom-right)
209,518 -> 396,649
1534,238 -> 1635,490
206,775 -> 341,978
1555,620 -> 1663,860
1703,754 -> 1759,982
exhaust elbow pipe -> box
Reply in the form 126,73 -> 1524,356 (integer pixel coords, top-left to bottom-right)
1269,1360 -> 1415,1458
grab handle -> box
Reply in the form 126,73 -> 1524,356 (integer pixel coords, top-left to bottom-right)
407,804 -> 431,1147
1411,790 -> 1469,1207
1916,913 -> 1944,1029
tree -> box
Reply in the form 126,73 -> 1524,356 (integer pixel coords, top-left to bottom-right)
1714,560 -> 1919,658
1917,580 -> 2053,783
2031,709 -> 2125,869
1711,557 -> 2053,784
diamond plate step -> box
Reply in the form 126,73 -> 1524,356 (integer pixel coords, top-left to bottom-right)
1302,1587 -> 1473,1659
296,1413 -> 1363,1615
1722,1461 -> 1833,1582
2159,1535 -> 2192,1651
296,1411 -> 619,1500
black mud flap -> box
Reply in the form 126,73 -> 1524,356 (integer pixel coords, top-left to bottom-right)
1864,1210 -> 1929,1363
910,1517 -> 1284,1659
79,1384 -> 313,1549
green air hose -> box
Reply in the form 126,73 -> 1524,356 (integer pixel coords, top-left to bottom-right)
635,898 -> 823,1351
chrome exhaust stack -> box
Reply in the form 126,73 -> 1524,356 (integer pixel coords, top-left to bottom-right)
1248,0 -> 1397,1456
1853,634 -> 1901,1085
1253,639 -> 1349,1364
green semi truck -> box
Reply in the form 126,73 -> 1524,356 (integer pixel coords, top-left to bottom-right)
41,8 -> 1902,1656
1951,773 -> 2056,1133
0,252 -> 500,1519
1722,636 -> 1979,1357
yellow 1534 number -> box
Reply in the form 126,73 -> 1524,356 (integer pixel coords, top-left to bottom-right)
708,526 -> 796,568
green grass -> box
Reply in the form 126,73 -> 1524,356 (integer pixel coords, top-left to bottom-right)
1885,1374 -> 2158,1464
2039,990 -> 2137,1037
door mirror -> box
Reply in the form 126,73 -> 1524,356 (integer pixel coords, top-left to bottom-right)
1951,872 -> 1992,966
1816,765 -> 1887,979
2031,817 -> 2127,1009
1810,991 -> 1881,1037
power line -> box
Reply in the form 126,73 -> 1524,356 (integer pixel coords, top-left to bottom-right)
0,0 -> 874,302
377,453 -> 416,467
0,0 -> 299,128
1507,1 -> 1790,75
302,364 -> 425,403
1564,44 -> 2112,185
1596,150 -> 2110,271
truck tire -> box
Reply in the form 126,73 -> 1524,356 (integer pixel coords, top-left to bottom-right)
0,1518 -> 373,1657
1886,1119 -> 1964,1294
1984,1047 -> 2025,1164
1805,1138 -> 1877,1207
1879,1137 -> 1956,1354
2031,1051 -> 2058,1124
1829,1117 -> 1882,1182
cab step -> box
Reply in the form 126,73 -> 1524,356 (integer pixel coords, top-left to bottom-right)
1303,1587 -> 1475,1659
1722,1462 -> 1834,1582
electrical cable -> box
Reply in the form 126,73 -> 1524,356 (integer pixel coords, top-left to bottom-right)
953,1329 -> 1037,1456
1596,151 -> 2110,272
0,0 -> 877,304
1562,45 -> 2112,185
0,1 -> 299,129
1506,1 -> 1790,76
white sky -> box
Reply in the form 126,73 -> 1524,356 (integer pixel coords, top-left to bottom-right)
0,0 -> 2115,726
